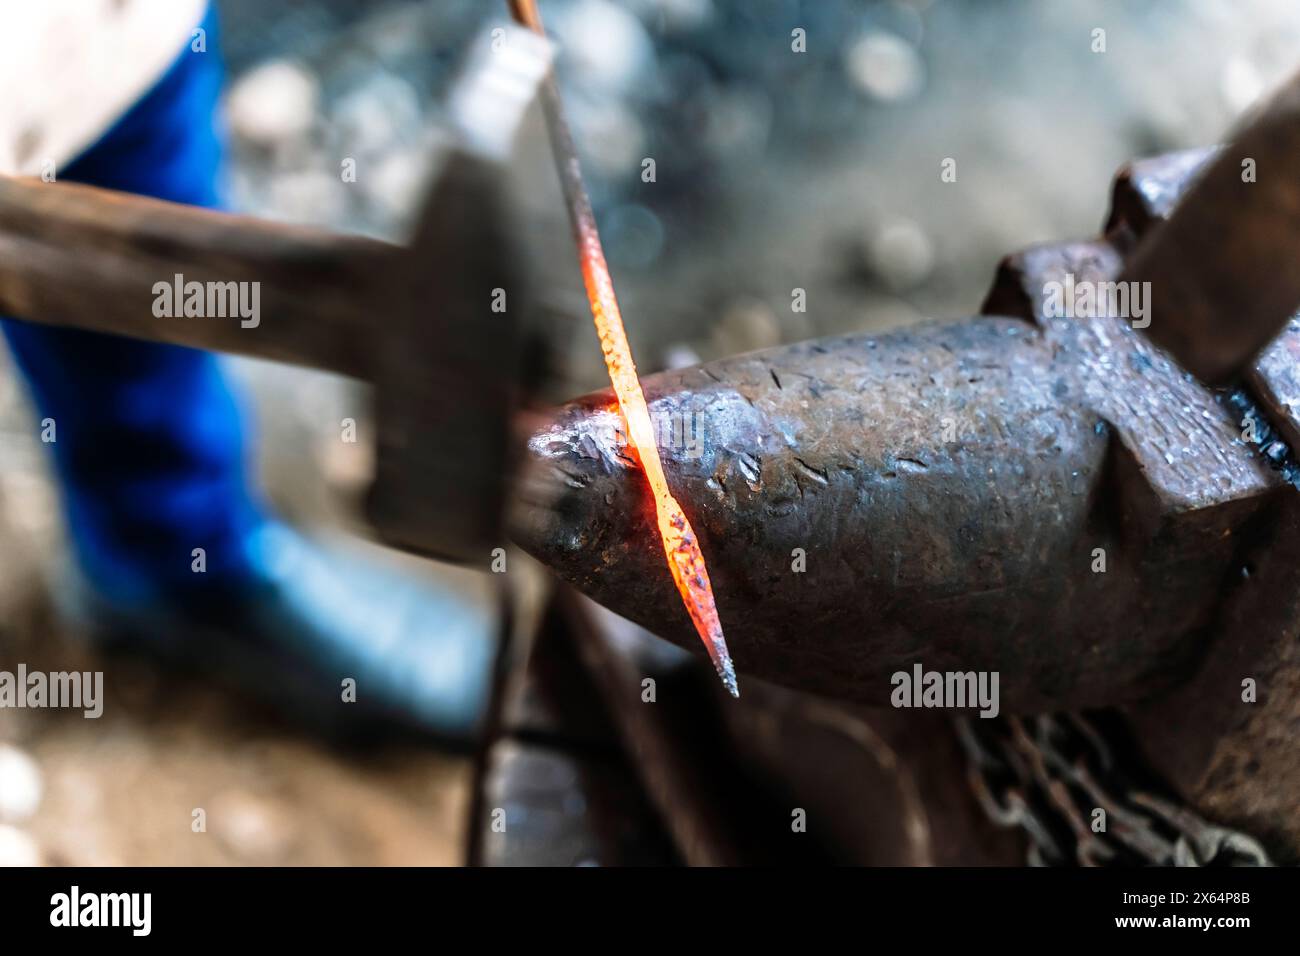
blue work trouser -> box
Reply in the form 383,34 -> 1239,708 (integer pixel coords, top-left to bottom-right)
2,7 -> 263,606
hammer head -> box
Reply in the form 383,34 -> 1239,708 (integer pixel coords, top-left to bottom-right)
367,24 -> 557,565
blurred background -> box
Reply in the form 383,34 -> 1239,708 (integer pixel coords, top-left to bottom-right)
2,0 -> 1299,865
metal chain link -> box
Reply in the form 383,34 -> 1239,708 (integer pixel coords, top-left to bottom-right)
955,713 -> 1273,867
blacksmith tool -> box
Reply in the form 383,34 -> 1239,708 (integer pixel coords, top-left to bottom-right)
0,24 -> 557,566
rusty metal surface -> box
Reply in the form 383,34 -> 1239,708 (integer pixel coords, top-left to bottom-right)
1106,142 -> 1300,475
1119,68 -> 1300,383
1096,145 -> 1300,864
1249,329 -> 1300,454
1103,146 -> 1219,246
983,238 -> 1278,519
1127,489 -> 1300,864
512,293 -> 1277,713
515,320 -> 1096,711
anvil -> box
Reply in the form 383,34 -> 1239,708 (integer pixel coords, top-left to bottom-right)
510,68 -> 1300,721
500,67 -> 1300,860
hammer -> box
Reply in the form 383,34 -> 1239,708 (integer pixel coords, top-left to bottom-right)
0,23 -> 558,567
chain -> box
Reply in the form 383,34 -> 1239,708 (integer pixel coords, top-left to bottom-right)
955,712 -> 1273,867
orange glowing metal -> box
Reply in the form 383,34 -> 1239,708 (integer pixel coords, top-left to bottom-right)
509,0 -> 738,696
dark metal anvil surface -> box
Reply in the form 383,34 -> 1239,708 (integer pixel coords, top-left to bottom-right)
508,126 -> 1300,856
511,147 -> 1299,715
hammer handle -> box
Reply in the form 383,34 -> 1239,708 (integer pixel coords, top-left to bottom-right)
0,175 -> 392,379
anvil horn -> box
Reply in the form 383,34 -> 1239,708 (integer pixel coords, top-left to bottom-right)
511,148 -> 1286,715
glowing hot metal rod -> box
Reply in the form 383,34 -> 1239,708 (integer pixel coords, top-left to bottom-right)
507,0 -> 738,695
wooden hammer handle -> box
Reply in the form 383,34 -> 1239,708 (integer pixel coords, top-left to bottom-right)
0,175 -> 393,379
